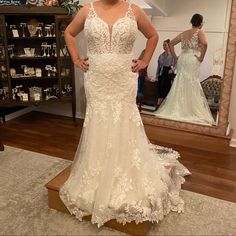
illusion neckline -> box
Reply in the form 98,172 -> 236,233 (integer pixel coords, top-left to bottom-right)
91,2 -> 132,35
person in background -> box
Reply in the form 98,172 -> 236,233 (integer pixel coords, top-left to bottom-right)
156,39 -> 176,106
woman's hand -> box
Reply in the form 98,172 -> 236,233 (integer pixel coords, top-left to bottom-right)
194,55 -> 203,63
132,59 -> 148,73
74,58 -> 89,72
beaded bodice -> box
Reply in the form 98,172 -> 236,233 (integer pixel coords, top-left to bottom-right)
84,2 -> 138,54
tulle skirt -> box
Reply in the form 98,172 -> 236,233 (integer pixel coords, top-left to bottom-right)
59,53 -> 190,227
155,50 -> 215,125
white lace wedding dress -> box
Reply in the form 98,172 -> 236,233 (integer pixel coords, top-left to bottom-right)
154,30 -> 215,125
59,2 -> 190,227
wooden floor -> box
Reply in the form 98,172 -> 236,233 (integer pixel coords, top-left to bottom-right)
1,111 -> 236,203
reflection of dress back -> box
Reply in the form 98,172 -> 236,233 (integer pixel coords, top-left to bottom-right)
155,29 -> 215,125
180,30 -> 201,52
176,30 -> 201,75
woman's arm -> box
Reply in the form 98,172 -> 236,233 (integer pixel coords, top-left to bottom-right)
64,5 -> 89,71
132,5 -> 158,72
197,30 -> 208,62
169,34 -> 181,60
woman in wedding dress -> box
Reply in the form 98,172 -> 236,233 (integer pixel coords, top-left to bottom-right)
154,14 -> 215,125
59,0 -> 190,227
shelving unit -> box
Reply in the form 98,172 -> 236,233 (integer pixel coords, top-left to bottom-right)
0,6 -> 76,122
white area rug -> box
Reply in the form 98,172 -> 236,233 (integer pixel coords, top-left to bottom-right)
0,146 -> 236,235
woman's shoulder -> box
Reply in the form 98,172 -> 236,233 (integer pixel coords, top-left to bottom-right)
130,2 -> 143,13
76,3 -> 91,15
182,29 -> 194,35
181,28 -> 202,37
71,4 -> 90,21
129,2 -> 148,21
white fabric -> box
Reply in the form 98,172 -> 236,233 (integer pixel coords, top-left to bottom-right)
154,30 -> 215,125
59,2 -> 190,227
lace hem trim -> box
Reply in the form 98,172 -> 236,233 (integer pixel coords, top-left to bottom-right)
59,185 -> 185,228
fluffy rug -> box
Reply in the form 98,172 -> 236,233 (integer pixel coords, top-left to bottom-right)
0,146 -> 236,235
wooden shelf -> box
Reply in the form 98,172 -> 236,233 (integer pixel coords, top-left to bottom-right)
0,100 -> 10,104
61,76 -> 71,79
0,6 -> 68,15
0,7 -> 76,121
0,99 -> 58,106
61,96 -> 72,101
10,56 -> 57,60
0,97 -> 74,106
11,76 -> 58,80
18,99 -> 59,105
7,36 -> 56,40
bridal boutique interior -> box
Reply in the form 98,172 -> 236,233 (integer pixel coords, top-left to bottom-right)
1,0 -> 236,235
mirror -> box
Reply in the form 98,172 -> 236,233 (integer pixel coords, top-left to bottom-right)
135,0 -> 232,128
139,0 -> 236,136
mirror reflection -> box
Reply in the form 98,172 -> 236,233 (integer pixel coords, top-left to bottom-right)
137,0 -> 231,126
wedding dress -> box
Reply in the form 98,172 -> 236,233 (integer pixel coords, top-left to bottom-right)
154,30 -> 215,125
59,2 -> 190,227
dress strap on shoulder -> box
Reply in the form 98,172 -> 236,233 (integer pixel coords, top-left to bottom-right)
87,2 -> 96,18
126,3 -> 135,19
127,3 -> 132,12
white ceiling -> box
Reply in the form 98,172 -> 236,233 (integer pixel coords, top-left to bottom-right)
131,0 -> 168,16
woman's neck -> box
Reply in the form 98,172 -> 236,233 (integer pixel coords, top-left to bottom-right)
100,0 -> 121,6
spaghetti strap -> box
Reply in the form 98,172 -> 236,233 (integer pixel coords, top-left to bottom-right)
87,2 -> 96,18
126,3 -> 135,19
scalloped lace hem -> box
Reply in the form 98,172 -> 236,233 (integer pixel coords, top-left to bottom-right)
59,188 -> 185,228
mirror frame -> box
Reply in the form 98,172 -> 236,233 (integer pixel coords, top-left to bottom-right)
142,0 -> 236,137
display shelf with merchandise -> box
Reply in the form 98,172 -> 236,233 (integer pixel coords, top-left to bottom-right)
0,6 -> 76,122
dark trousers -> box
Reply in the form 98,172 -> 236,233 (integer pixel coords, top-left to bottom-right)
157,66 -> 175,99
137,74 -> 145,96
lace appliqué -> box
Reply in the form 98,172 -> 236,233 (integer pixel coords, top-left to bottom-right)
59,140 -> 189,227
110,173 -> 133,208
181,30 -> 200,51
84,3 -> 138,54
131,148 -> 141,169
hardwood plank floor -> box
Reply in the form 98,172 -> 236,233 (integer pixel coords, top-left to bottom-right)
1,111 -> 236,203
